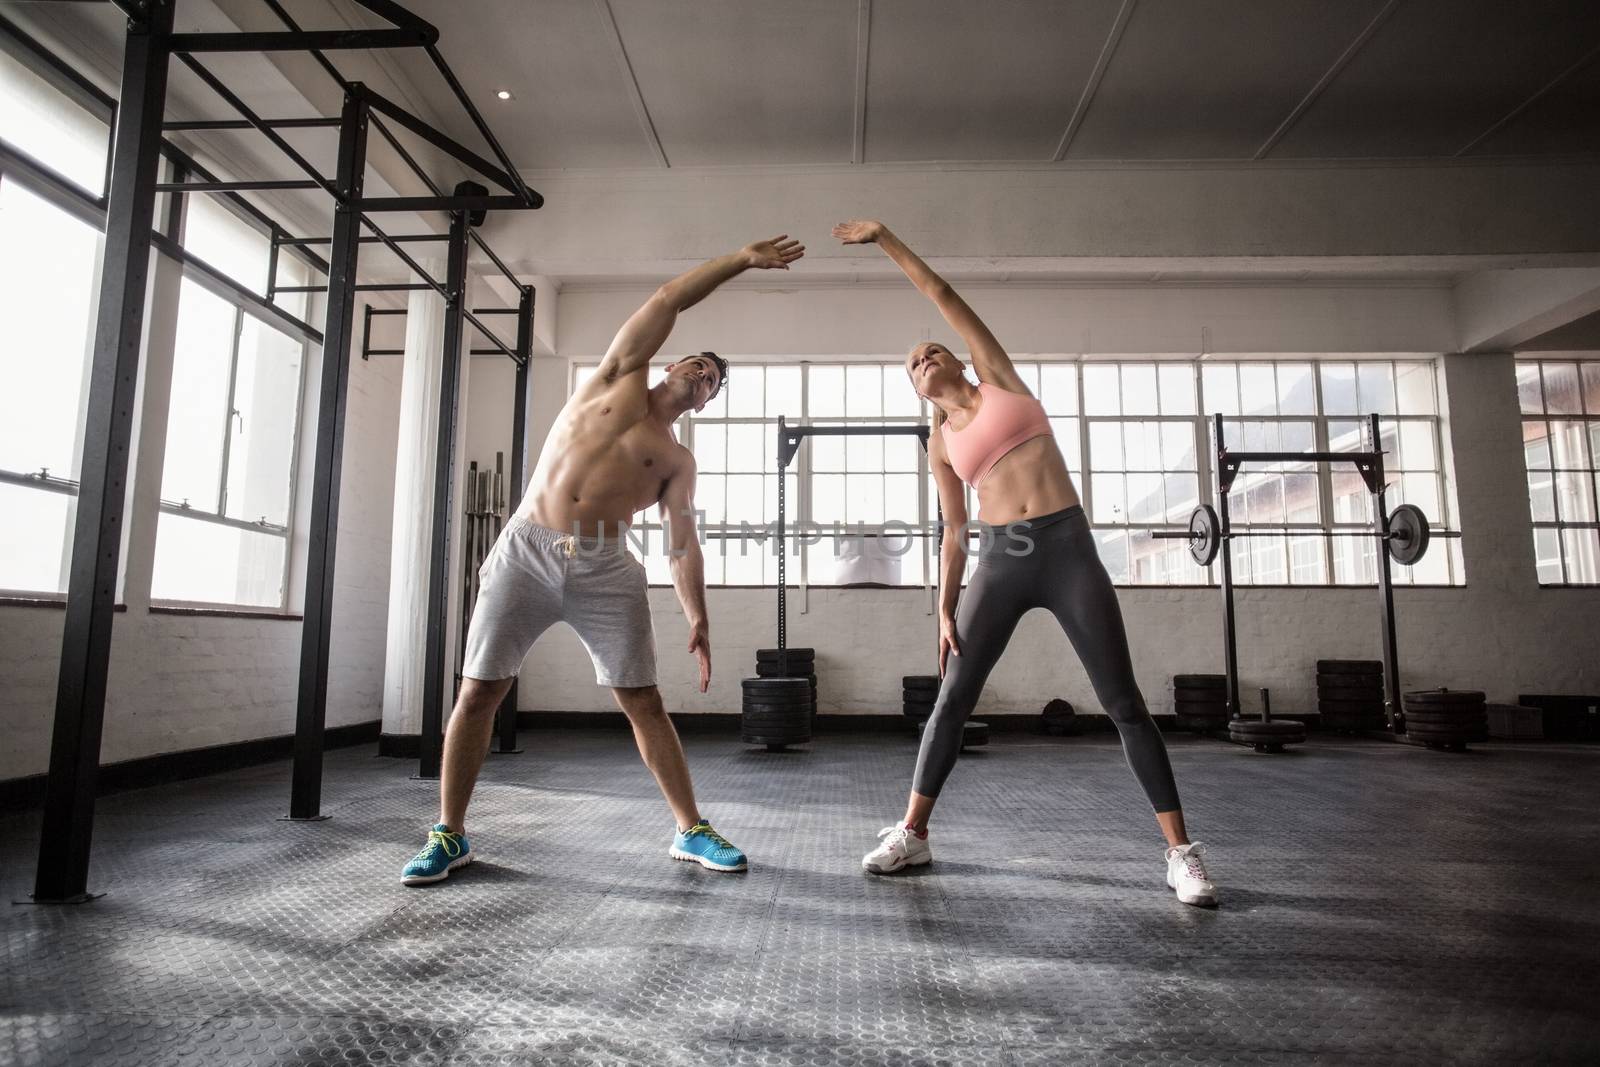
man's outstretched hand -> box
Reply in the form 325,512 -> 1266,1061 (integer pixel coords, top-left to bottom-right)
742,235 -> 805,270
832,220 -> 884,245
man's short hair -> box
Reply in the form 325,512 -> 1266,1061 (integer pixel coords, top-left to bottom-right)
697,351 -> 729,400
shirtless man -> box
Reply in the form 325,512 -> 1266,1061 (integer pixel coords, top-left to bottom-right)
401,234 -> 805,885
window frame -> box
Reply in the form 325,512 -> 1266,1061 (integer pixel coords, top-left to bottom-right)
1517,357 -> 1600,586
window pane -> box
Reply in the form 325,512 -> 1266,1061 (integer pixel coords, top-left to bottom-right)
1126,472 -> 1162,523
1331,471 -> 1372,523
765,365 -> 802,418
0,181 -> 100,476
725,424 -> 765,472
1289,535 -> 1326,585
1320,363 -> 1358,415
1527,472 -> 1555,522
884,434 -> 920,472
1328,419 -> 1366,453
1091,473 -> 1125,523
846,433 -> 882,472
0,483 -> 71,593
1201,364 -> 1238,416
726,366 -> 763,417
1121,365 -> 1158,415
1013,362 -> 1040,394
1123,421 -> 1159,471
1277,363 -> 1316,415
1248,473 -> 1286,524
1088,422 -> 1123,469
1561,527 -> 1600,584
1395,361 -> 1436,415
0,49 -> 108,194
725,474 -> 762,522
1284,473 -> 1320,523
150,514 -> 285,607
812,473 -> 844,523
885,473 -> 918,522
845,365 -> 882,417
1164,473 -> 1199,522
184,194 -> 270,294
272,253 -> 311,320
1555,471 -> 1595,523
1399,472 -> 1442,522
693,424 -> 726,471
1040,364 -> 1078,414
810,432 -> 843,472
1159,422 -> 1195,470
1550,420 -> 1587,469
224,313 -> 302,525
1280,420 -> 1315,453
1397,420 -> 1436,471
1522,420 -> 1551,468
1357,363 -> 1396,415
1083,364 -> 1119,415
696,473 -> 726,524
1052,417 -> 1081,470
1542,363 -> 1582,415
1332,536 -> 1376,584
882,367 -> 921,416
1095,529 -> 1129,582
1582,363 -> 1600,414
1239,365 -> 1276,416
809,366 -> 844,417
846,473 -> 883,523
1533,526 -> 1562,583
162,280 -> 235,509
1516,363 -> 1544,414
1158,364 -> 1195,415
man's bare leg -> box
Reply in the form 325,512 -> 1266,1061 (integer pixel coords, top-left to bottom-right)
611,685 -> 701,831
438,676 -> 516,833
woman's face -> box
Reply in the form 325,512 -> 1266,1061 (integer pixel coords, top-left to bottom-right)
904,343 -> 963,397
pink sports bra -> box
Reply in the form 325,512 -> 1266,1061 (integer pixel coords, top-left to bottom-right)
940,382 -> 1053,487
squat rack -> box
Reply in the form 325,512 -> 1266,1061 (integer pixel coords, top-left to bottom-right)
26,0 -> 541,904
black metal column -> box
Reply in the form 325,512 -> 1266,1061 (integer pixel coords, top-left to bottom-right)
1213,414 -> 1241,721
419,203 -> 472,779
288,90 -> 369,820
492,287 -> 533,755
1371,413 -> 1402,731
31,0 -> 174,904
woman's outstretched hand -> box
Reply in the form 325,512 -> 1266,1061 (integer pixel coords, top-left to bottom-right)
832,220 -> 884,245
742,235 -> 805,270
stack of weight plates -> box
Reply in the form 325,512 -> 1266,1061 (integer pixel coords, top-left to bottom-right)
1041,698 -> 1078,737
757,648 -> 816,718
1316,659 -> 1388,733
741,677 -> 813,751
903,675 -> 940,728
1173,674 -> 1229,733
1227,716 -> 1307,752
1402,688 -> 1487,750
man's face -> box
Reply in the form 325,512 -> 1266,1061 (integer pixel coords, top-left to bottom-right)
666,355 -> 723,410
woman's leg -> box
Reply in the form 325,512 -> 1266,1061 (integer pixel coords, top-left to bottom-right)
908,559 -> 1030,828
1043,517 -> 1185,839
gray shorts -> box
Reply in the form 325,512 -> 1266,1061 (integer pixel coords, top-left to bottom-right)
462,518 -> 657,688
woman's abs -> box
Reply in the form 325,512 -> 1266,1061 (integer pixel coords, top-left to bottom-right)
971,436 -> 1081,525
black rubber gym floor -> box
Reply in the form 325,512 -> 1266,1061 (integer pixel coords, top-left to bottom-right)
3,729 -> 1596,1065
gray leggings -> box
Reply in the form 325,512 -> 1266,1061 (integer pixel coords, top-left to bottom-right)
913,505 -> 1181,812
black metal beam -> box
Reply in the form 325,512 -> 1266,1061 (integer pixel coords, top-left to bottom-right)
1371,414 -> 1402,732
155,179 -> 320,192
353,85 -> 526,198
279,234 -> 451,247
493,287 -> 533,754
289,91 -> 370,821
359,194 -> 539,213
1211,414 -> 1242,721
163,117 -> 341,131
149,233 -> 321,345
0,137 -> 105,228
419,200 -> 472,780
421,42 -> 534,205
170,29 -> 434,53
31,0 -> 173,906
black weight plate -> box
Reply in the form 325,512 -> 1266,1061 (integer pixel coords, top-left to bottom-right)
742,733 -> 810,746
1316,672 -> 1382,689
1318,699 -> 1385,715
902,675 -> 941,690
743,701 -> 817,714
1404,688 -> 1486,706
757,647 -> 813,661
962,722 -> 989,746
1041,698 -> 1075,719
903,688 -> 942,702
1174,674 -> 1226,689
742,676 -> 811,690
903,707 -> 931,720
1403,714 -> 1485,729
1387,503 -> 1431,566
1174,699 -> 1229,714
742,717 -> 813,733
1175,686 -> 1230,703
1187,504 -> 1221,567
1316,659 -> 1384,674
1229,719 -> 1307,737
756,663 -> 817,678
903,700 -> 935,713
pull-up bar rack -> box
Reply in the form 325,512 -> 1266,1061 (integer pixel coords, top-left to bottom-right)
25,0 -> 542,905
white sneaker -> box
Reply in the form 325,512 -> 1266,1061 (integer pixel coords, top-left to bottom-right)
862,824 -> 933,874
1165,842 -> 1218,907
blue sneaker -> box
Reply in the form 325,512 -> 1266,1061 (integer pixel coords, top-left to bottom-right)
401,824 -> 473,886
669,821 -> 748,872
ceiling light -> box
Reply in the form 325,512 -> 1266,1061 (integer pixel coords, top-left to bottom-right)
495,89 -> 513,101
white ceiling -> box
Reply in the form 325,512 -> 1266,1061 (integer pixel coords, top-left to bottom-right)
356,0 -> 1600,171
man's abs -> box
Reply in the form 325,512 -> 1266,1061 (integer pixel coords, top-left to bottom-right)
517,403 -> 679,537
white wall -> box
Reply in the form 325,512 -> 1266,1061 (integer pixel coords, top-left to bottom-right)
504,283 -> 1600,720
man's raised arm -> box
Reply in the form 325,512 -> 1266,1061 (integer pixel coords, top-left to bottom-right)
595,235 -> 804,383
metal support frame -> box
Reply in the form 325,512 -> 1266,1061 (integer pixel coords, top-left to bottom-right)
772,418 -> 930,671
1205,412 -> 1406,730
417,201 -> 472,780
25,0 -> 542,891
30,0 -> 174,904
492,288 -> 534,756
288,90 -> 370,821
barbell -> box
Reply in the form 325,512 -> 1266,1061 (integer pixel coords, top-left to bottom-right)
1151,503 -> 1459,568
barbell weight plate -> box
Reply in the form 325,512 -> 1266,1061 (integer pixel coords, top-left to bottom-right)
1189,504 -> 1221,567
1387,503 -> 1431,566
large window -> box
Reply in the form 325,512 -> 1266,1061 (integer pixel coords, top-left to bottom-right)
0,44 -> 108,194
1518,358 -> 1600,585
573,357 -> 1452,588
0,179 -> 102,594
149,279 -> 305,607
